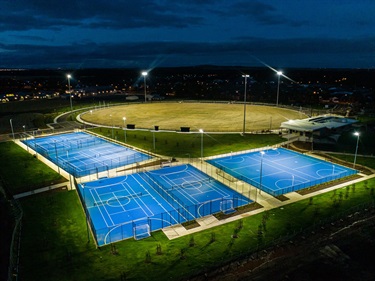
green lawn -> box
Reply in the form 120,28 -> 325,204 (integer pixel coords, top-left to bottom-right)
18,178 -> 375,281
89,127 -> 283,158
2,132 -> 374,281
0,142 -> 66,194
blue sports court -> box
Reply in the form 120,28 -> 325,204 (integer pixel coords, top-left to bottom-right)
207,148 -> 357,196
77,164 -> 251,246
22,131 -> 151,177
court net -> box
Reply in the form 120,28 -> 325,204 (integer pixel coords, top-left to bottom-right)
93,192 -> 143,207
168,178 -> 211,191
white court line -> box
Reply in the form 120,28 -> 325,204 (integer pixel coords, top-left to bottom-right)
91,188 -> 116,227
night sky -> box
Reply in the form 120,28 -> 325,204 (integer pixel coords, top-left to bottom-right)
1,0 -> 374,69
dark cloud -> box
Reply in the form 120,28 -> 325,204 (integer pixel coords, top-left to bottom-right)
0,0 -> 207,32
1,36 -> 374,69
1,0 -> 373,69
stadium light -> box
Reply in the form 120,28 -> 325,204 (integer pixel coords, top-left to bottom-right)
199,129 -> 204,162
67,74 -> 72,111
142,71 -> 148,102
122,117 -> 127,143
276,71 -> 282,107
242,74 -> 249,135
353,132 -> 360,169
9,119 -> 15,140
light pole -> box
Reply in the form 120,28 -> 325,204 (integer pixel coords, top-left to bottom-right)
142,71 -> 148,102
276,71 -> 282,107
23,125 -> 29,152
53,140 -> 60,173
199,129 -> 204,162
81,183 -> 90,242
67,74 -> 72,111
122,117 -> 127,142
259,151 -> 265,196
152,128 -> 156,151
242,74 -> 249,135
353,132 -> 360,169
110,114 -> 114,139
9,119 -> 15,140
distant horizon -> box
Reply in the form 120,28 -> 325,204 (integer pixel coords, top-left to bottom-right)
1,64 -> 374,71
2,1 -> 374,70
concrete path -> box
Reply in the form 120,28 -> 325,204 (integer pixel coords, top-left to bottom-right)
13,181 -> 71,199
162,166 -> 375,240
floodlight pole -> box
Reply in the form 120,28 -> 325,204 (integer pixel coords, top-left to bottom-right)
199,129 -> 204,162
353,132 -> 360,169
82,183 -> 90,243
67,74 -> 72,111
259,151 -> 265,196
276,71 -> 282,107
9,119 -> 15,140
122,117 -> 127,143
152,129 -> 156,151
53,140 -> 60,174
142,71 -> 148,102
242,74 -> 249,135
110,114 -> 114,139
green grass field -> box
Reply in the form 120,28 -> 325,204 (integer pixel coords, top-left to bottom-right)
90,127 -> 283,157
1,101 -> 373,281
0,142 -> 66,194
81,102 -> 306,132
18,178 -> 375,281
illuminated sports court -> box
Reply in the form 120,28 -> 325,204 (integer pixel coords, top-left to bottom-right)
207,147 -> 357,197
77,164 -> 251,246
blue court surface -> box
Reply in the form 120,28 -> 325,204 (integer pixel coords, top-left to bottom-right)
77,164 -> 251,246
207,148 -> 357,197
22,132 -> 151,177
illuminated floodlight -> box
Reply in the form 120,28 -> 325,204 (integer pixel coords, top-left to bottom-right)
141,71 -> 148,102
353,132 -> 360,169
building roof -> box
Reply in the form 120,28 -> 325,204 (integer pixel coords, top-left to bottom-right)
280,115 -> 358,132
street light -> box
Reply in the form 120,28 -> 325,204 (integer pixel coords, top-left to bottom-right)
199,129 -> 204,162
353,132 -> 360,169
242,74 -> 249,135
9,119 -> 15,140
122,117 -> 127,143
67,74 -> 72,111
276,71 -> 282,107
142,71 -> 148,102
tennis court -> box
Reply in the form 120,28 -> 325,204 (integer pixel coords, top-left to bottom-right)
22,131 -> 151,177
78,164 -> 251,245
207,148 -> 357,196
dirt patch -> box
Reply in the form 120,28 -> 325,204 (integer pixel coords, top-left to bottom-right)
297,174 -> 363,195
214,202 -> 263,220
275,195 -> 289,201
182,220 -> 201,230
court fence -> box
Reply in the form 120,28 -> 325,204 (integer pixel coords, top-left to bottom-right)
75,172 -> 250,246
23,134 -> 152,178
213,163 -> 358,197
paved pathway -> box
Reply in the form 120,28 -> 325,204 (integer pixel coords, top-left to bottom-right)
13,181 -> 70,199
162,162 -> 375,240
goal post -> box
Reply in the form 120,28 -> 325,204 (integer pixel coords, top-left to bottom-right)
133,223 -> 151,240
220,199 -> 235,215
